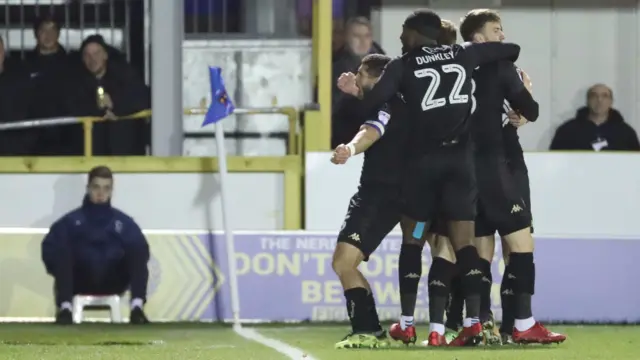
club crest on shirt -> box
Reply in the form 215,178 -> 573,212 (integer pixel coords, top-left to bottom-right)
114,220 -> 123,233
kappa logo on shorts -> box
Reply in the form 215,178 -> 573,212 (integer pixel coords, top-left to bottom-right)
428,279 -> 445,287
511,204 -> 523,214
348,233 -> 361,242
405,273 -> 420,279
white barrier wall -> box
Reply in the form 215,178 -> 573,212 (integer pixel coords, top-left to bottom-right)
306,152 -> 640,237
371,0 -> 640,150
0,173 -> 284,230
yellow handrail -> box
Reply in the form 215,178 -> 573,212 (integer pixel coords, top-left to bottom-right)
183,105 -> 299,156
78,109 -> 152,156
0,107 -> 299,156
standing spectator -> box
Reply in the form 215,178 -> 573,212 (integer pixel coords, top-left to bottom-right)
65,35 -> 149,155
550,84 -> 640,151
24,15 -> 74,155
332,17 -> 385,97
41,166 -> 150,325
0,36 -> 36,155
331,17 -> 385,146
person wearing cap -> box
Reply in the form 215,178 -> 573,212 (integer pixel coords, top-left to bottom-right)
41,166 -> 151,325
63,35 -> 149,155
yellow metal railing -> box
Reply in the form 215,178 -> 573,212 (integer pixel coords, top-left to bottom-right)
0,107 -> 299,157
0,107 -> 303,229
183,105 -> 299,156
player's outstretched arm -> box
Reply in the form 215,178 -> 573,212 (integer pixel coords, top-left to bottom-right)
330,109 -> 389,164
501,62 -> 539,122
462,41 -> 521,67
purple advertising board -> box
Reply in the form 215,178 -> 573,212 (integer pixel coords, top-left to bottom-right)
187,232 -> 640,323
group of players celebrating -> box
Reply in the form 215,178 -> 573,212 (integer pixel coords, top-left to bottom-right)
328,8 -> 567,348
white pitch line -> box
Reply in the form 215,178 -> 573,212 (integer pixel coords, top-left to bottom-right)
233,325 -> 317,360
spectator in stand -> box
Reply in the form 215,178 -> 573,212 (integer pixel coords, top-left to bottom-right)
550,84 -> 640,151
0,35 -> 36,155
331,17 -> 385,147
65,35 -> 149,156
24,15 -> 75,155
332,17 -> 385,100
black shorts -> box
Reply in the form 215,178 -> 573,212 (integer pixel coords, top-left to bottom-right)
508,163 -> 533,233
337,183 -> 400,261
475,156 -> 532,237
402,141 -> 477,223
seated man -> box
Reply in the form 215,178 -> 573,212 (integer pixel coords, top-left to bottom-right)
41,166 -> 150,325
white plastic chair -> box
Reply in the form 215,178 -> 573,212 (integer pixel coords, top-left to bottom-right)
72,294 -> 123,324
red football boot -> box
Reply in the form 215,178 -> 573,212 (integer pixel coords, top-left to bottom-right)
421,331 -> 447,347
388,323 -> 417,344
513,322 -> 566,344
448,323 -> 483,347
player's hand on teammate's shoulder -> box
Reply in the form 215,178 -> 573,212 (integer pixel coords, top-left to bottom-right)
520,70 -> 533,93
337,72 -> 360,97
507,109 -> 528,128
330,144 -> 353,165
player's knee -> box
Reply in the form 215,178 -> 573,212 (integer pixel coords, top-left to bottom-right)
428,257 -> 456,297
447,221 -> 475,250
332,242 -> 364,277
400,217 -> 431,244
403,235 -> 425,247
508,252 -> 535,295
501,238 -> 511,265
502,227 -> 534,253
474,235 -> 495,262
432,235 -> 456,263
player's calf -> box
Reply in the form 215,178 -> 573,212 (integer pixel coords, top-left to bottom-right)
448,220 -> 484,319
390,220 -> 430,344
499,237 -> 515,337
332,243 -> 383,338
390,242 -> 422,344
475,235 -> 495,324
426,256 -> 457,345
445,274 -> 463,333
502,229 -> 566,344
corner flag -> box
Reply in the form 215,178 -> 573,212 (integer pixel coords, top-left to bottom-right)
202,66 -> 235,127
201,66 -> 241,329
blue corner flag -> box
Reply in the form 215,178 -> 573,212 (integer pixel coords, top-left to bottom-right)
202,66 -> 235,127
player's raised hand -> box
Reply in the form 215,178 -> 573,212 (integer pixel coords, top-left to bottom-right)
330,144 -> 352,164
507,109 -> 528,128
337,72 -> 360,97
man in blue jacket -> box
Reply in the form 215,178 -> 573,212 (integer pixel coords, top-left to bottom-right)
41,166 -> 150,325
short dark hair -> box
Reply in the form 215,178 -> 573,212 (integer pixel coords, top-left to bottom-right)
404,9 -> 442,40
345,16 -> 372,32
361,54 -> 391,77
33,15 -> 60,36
459,9 -> 501,42
88,166 -> 113,184
587,84 -> 613,100
438,19 -> 458,45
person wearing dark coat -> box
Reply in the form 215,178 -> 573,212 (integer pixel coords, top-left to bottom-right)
0,35 -> 35,155
64,35 -> 150,155
23,16 -> 76,154
41,166 -> 150,325
550,84 -> 640,151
